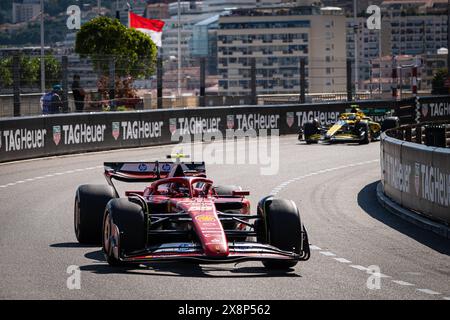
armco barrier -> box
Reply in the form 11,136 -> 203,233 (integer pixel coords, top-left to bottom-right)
0,103 -> 355,163
381,133 -> 450,225
0,96 -> 447,164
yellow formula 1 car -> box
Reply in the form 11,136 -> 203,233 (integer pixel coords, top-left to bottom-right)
299,107 -> 399,145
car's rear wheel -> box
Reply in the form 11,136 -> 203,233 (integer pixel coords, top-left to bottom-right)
74,185 -> 116,245
303,122 -> 320,144
103,199 -> 146,266
258,198 -> 304,270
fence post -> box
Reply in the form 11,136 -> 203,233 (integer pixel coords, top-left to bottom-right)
415,124 -> 422,144
199,57 -> 206,107
346,59 -> 353,102
299,57 -> 306,104
12,54 -> 21,117
109,57 -> 115,110
157,56 -> 163,109
250,57 -> 257,105
61,55 -> 69,113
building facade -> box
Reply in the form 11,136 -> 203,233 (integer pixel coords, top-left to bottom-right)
217,5 -> 347,96
12,0 -> 40,24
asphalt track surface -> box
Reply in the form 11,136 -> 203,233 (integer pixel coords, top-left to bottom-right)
0,136 -> 449,300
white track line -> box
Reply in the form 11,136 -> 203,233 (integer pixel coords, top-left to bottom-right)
270,159 -> 379,195
0,165 -> 103,189
416,289 -> 441,295
319,251 -> 336,257
270,158 -> 448,298
334,258 -> 352,264
350,265 -> 369,271
392,280 -> 415,286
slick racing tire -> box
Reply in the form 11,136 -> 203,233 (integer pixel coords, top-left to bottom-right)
303,122 -> 320,144
381,117 -> 400,132
357,122 -> 370,145
103,199 -> 146,267
259,199 -> 303,270
213,185 -> 242,196
74,185 -> 116,245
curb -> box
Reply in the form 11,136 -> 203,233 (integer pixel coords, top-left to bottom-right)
376,183 -> 450,239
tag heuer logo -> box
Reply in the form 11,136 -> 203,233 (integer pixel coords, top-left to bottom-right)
286,112 -> 294,128
112,122 -> 120,140
414,163 -> 420,197
169,118 -> 177,134
421,104 -> 429,118
53,126 -> 61,146
227,115 -> 234,129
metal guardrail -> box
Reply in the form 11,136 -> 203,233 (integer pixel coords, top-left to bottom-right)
385,121 -> 450,148
381,124 -> 450,226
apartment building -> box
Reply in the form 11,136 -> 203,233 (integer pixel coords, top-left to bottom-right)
12,0 -> 40,24
217,5 -> 347,95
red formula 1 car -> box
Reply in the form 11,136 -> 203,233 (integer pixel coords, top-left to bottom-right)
74,157 -> 310,270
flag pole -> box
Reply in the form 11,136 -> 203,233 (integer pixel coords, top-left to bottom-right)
177,0 -> 182,98
40,0 -> 45,93
353,0 -> 358,95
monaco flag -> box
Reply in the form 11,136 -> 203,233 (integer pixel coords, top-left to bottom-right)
129,12 -> 165,47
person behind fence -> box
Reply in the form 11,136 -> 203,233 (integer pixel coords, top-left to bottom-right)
72,74 -> 86,112
41,85 -> 63,114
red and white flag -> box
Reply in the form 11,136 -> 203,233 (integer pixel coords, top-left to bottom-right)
129,12 -> 165,47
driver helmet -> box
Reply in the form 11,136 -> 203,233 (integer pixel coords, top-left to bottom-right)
351,105 -> 360,114
171,183 -> 189,197
312,118 -> 320,127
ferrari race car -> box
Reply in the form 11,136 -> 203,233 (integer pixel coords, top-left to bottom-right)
299,107 -> 400,145
74,156 -> 310,270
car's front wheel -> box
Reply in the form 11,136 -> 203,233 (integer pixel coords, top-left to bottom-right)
257,198 -> 306,270
103,199 -> 146,266
357,122 -> 370,145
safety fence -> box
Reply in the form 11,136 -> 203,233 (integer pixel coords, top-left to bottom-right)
2,52 -> 441,118
387,121 -> 450,148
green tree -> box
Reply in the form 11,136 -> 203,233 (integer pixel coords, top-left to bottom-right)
0,54 -> 61,90
431,68 -> 449,95
75,16 -> 157,79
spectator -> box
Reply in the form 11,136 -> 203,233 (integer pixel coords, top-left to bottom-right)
41,85 -> 63,115
50,84 -> 63,114
72,74 -> 86,112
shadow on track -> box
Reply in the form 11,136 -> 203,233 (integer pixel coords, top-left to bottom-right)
79,249 -> 301,278
358,181 -> 450,256
50,242 -> 99,249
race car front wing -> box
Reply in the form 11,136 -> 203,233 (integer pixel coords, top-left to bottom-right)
120,242 -> 310,264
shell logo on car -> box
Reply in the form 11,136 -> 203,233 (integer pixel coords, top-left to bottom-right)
195,215 -> 216,222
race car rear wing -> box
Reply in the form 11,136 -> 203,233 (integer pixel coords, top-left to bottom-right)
104,161 -> 206,184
